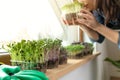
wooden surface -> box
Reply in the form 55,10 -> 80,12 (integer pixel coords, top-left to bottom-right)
0,53 -> 11,65
46,52 -> 101,80
79,29 -> 83,42
111,76 -> 120,80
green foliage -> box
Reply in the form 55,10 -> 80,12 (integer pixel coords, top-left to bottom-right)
61,1 -> 84,14
87,43 -> 93,47
43,38 -> 62,60
53,38 -> 62,48
104,57 -> 120,69
65,44 -> 85,55
3,39 -> 46,63
43,38 -> 62,51
2,38 -> 62,63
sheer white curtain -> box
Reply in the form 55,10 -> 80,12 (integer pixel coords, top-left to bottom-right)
0,0 -> 64,44
50,0 -> 80,44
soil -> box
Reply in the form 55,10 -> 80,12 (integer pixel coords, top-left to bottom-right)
46,47 -> 60,69
59,55 -> 67,65
68,52 -> 83,59
47,58 -> 59,69
59,47 -> 68,65
35,62 -> 47,73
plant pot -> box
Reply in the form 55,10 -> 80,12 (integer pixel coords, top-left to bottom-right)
72,42 -> 94,56
59,47 -> 68,65
47,58 -> 59,69
62,13 -> 77,25
11,60 -> 47,73
67,51 -> 84,59
47,48 -> 60,69
34,62 -> 47,73
59,55 -> 67,65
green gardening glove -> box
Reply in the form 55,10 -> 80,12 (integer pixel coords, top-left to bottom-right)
0,65 -> 21,80
0,65 -> 21,74
0,65 -> 49,80
13,70 -> 49,80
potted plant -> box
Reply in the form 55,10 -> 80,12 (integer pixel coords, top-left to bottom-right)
61,1 -> 84,25
104,57 -> 120,79
72,42 -> 94,55
65,44 -> 85,59
80,42 -> 94,55
43,38 -> 62,69
3,39 -> 47,73
65,42 -> 94,59
104,57 -> 120,70
59,46 -> 68,65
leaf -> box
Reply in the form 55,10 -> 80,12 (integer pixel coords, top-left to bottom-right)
61,1 -> 84,14
104,57 -> 120,69
65,44 -> 85,53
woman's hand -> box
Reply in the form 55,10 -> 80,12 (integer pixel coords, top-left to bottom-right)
76,9 -> 101,31
61,10 -> 95,32
61,11 -> 99,41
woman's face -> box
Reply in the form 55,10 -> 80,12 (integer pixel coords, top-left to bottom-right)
78,0 -> 97,11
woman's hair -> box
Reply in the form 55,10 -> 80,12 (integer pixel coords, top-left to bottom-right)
96,0 -> 120,24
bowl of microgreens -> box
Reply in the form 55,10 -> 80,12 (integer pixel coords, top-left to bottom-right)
61,1 -> 84,25
43,38 -> 62,69
3,39 -> 47,73
65,42 -> 94,59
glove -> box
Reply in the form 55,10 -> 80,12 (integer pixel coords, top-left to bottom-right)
0,65 -> 49,80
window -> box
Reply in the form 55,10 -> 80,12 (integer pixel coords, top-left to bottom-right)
0,0 -> 64,49
50,0 -> 83,43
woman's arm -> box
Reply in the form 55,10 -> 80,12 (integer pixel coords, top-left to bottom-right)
76,9 -> 119,44
95,24 -> 119,44
78,24 -> 105,43
79,25 -> 99,41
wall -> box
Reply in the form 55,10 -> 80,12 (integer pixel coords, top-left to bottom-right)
94,38 -> 120,80
84,32 -> 116,80
95,39 -> 109,80
84,32 -> 108,80
105,39 -> 120,78
59,59 -> 98,80
84,32 -> 115,80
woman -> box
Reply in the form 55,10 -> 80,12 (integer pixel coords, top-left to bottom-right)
64,0 -> 120,48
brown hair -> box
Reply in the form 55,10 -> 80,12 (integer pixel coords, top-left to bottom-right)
96,0 -> 120,24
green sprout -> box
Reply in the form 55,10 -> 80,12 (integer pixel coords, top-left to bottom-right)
65,44 -> 85,55
61,1 -> 84,14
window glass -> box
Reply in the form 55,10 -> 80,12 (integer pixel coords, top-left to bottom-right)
0,0 -> 64,50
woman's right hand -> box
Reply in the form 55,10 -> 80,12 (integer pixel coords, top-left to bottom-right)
61,13 -> 99,41
76,9 -> 101,31
61,13 -> 93,32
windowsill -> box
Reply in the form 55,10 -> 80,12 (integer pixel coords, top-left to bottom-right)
0,48 -> 8,53
46,52 -> 101,80
0,53 -> 11,65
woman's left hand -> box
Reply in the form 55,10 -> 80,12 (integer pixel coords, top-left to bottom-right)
76,9 -> 101,31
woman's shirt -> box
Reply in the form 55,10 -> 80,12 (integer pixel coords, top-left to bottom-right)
91,10 -> 120,48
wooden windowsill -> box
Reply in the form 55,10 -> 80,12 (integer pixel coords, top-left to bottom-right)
46,52 -> 101,80
111,76 -> 120,80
